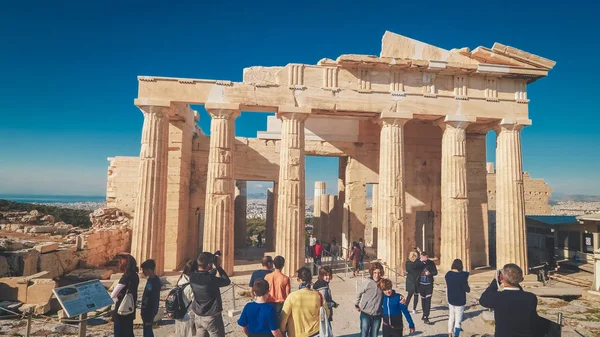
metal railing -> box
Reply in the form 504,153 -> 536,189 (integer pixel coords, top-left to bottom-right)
305,247 -> 353,279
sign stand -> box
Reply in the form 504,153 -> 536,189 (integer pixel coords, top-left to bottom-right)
78,313 -> 87,337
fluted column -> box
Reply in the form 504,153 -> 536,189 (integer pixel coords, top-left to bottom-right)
131,101 -> 171,275
440,115 -> 472,271
202,103 -> 240,275
275,108 -> 309,277
377,113 -> 411,270
496,119 -> 529,271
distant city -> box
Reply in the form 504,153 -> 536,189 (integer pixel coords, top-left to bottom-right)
1,194 -> 599,217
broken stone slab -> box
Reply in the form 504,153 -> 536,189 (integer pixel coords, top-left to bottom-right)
26,278 -> 56,305
19,302 -> 51,315
0,271 -> 51,302
63,268 -> 113,283
33,242 -> 59,254
39,249 -> 80,279
3,248 -> 40,276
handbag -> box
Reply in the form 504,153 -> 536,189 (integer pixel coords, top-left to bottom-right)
317,292 -> 333,337
117,280 -> 135,316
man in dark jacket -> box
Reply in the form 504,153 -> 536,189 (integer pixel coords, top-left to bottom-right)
480,263 -> 539,337
417,251 -> 437,324
190,252 -> 231,337
140,259 -> 161,337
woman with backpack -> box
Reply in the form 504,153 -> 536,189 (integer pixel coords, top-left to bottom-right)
110,255 -> 139,337
175,260 -> 196,337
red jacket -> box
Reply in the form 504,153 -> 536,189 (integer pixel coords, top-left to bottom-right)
313,244 -> 323,257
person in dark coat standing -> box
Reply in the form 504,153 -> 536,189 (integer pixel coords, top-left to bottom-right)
404,250 -> 423,314
479,263 -> 539,337
417,251 -> 437,324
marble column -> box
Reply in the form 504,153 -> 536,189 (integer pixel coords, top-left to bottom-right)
313,182 -> 326,239
265,187 -> 275,251
377,113 -> 411,270
371,184 -> 379,249
275,108 -> 309,277
234,181 -> 247,249
440,115 -> 471,271
202,103 -> 240,275
495,119 -> 530,271
131,101 -> 171,276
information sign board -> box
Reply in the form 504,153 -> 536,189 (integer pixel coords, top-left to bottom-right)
52,280 -> 114,318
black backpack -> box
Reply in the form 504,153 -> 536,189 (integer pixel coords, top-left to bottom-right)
165,283 -> 191,320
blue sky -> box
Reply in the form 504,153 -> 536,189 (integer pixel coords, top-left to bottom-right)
0,1 -> 598,197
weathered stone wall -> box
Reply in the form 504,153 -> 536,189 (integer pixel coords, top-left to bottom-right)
487,171 -> 552,215
83,228 -> 131,268
106,156 -> 139,215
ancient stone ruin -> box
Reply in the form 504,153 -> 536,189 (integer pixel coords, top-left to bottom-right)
106,31 -> 555,276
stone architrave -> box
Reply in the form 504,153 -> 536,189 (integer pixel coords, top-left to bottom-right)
234,181 -> 247,249
495,118 -> 530,271
130,100 -> 171,275
202,103 -> 240,275
440,115 -> 472,271
275,108 -> 309,277
377,112 -> 411,271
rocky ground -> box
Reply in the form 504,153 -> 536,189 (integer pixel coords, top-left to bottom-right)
3,270 -> 599,337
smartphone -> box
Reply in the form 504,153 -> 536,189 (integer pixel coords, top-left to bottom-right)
496,269 -> 502,284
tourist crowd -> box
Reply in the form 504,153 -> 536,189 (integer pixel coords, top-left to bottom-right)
109,242 -> 543,337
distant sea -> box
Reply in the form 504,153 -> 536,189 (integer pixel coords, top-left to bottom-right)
0,194 -> 105,204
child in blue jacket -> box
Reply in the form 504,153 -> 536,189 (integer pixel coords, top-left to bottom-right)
380,278 -> 415,337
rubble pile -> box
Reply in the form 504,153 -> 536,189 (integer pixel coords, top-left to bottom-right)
0,210 -> 82,239
0,207 -> 132,279
89,207 -> 131,229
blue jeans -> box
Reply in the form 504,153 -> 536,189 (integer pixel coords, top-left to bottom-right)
360,312 -> 381,337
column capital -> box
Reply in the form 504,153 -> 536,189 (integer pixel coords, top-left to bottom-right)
205,102 -> 241,119
495,118 -> 532,132
135,98 -> 171,116
379,110 -> 412,126
444,115 -> 474,128
277,106 -> 311,121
